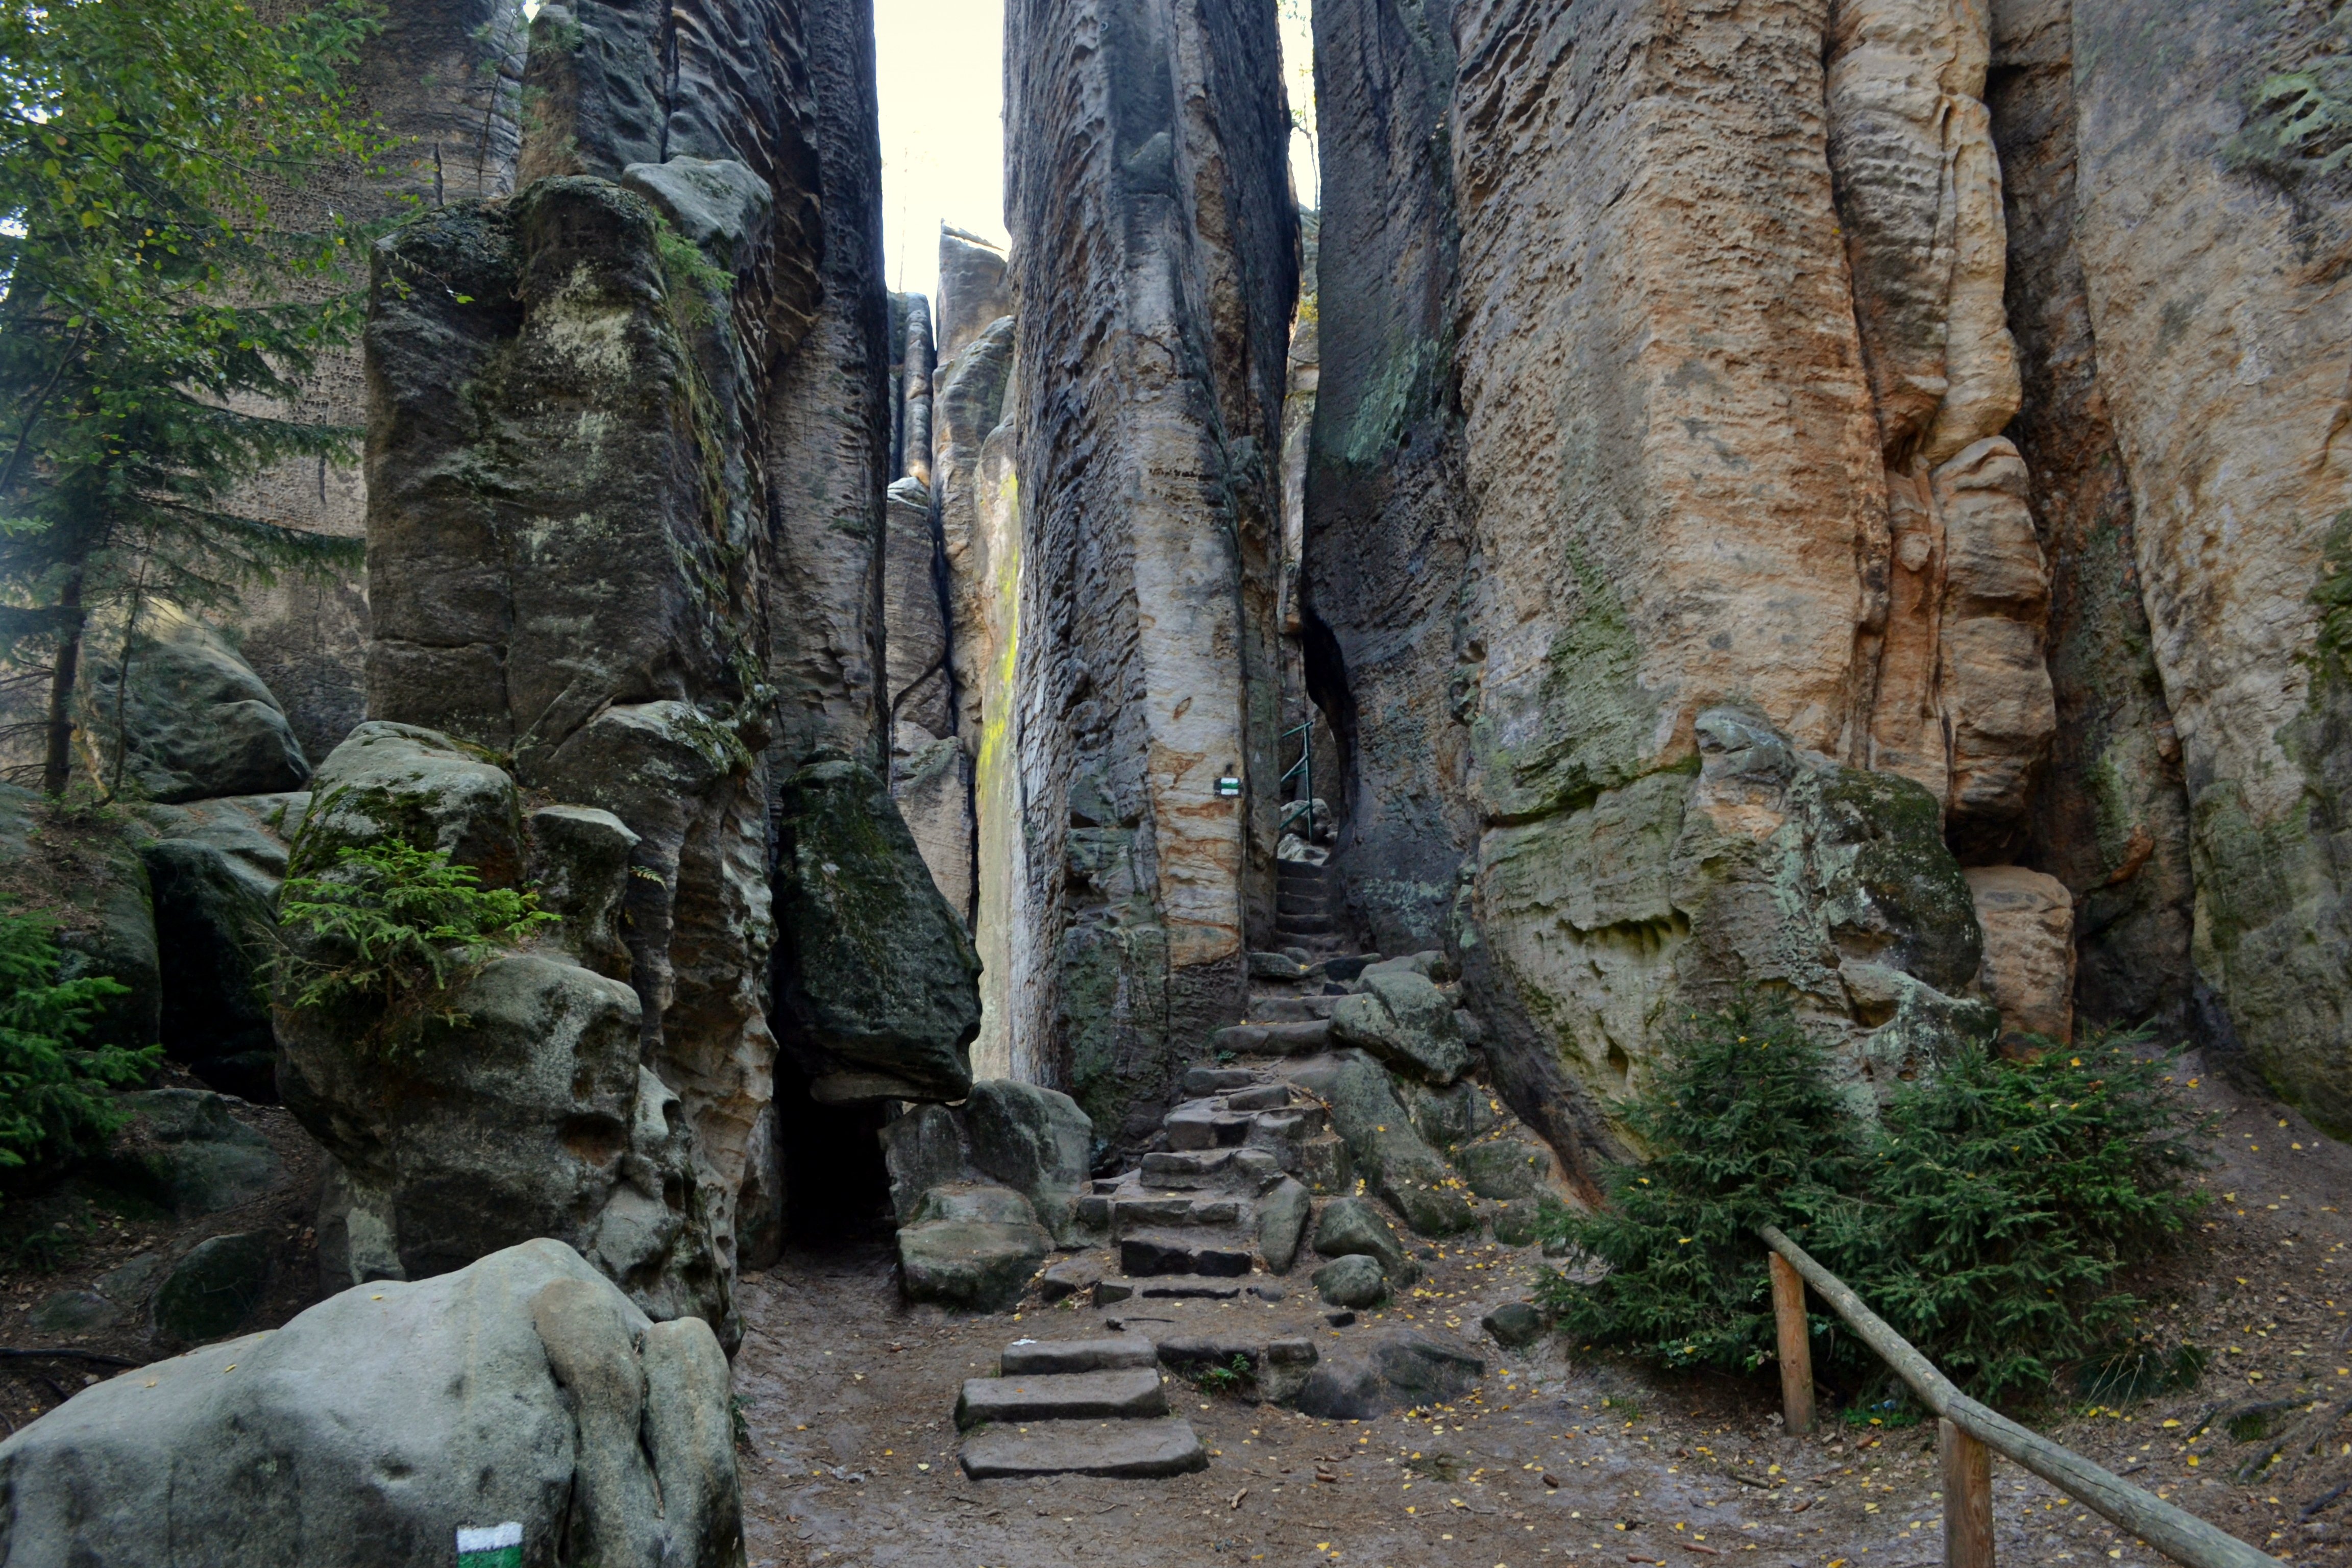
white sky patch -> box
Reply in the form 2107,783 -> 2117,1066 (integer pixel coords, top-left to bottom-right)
875,0 -> 1011,304
874,1 -> 1315,305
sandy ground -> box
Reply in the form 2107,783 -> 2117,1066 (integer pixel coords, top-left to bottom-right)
0,1044 -> 2338,1568
731,1045 -> 2352,1568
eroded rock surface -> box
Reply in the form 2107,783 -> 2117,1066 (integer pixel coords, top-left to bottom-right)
0,1240 -> 740,1567
275,725 -> 725,1333
1002,0 -> 1300,1147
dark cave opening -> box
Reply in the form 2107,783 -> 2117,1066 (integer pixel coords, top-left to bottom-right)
772,1058 -> 897,1246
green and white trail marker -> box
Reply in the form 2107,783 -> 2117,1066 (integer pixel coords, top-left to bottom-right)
456,1523 -> 522,1568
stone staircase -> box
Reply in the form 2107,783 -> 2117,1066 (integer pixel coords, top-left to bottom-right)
955,1336 -> 1207,1479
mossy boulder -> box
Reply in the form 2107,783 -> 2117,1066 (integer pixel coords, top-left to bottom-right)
136,794 -> 304,1099
152,1232 -> 274,1344
1292,1052 -> 1478,1236
895,1184 -> 1051,1311
1467,705 -> 1998,1149
773,761 -> 981,1104
74,602 -> 309,803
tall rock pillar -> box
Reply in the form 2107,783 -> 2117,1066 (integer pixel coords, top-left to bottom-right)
1003,0 -> 1299,1145
365,0 -> 829,1309
2059,0 -> 2352,1130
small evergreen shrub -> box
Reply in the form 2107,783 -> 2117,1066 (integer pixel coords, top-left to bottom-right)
274,842 -> 557,1048
1536,995 -> 2212,1405
0,908 -> 153,1171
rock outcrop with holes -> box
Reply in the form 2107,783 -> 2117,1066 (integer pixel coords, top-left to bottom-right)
0,1239 -> 741,1568
274,725 -> 726,1332
1002,0 -> 1300,1148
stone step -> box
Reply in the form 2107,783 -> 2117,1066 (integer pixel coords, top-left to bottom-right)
1095,1273 -> 1253,1304
1275,913 -> 1335,936
1246,994 -> 1337,1023
1322,953 -> 1380,982
1245,1104 -> 1329,1144
955,1366 -> 1169,1431
1000,1337 -> 1159,1376
1110,1194 -> 1241,1230
1212,1019 -> 1332,1057
1277,862 -> 1328,885
959,1415 -> 1208,1481
1138,1146 -> 1280,1191
1223,1082 -> 1294,1111
1181,1065 -> 1260,1096
1277,892 -> 1329,917
1163,1103 -> 1254,1150
1120,1230 -> 1254,1278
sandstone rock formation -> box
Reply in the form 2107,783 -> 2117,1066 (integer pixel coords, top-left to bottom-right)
74,602 -> 311,804
1299,0 -> 1474,958
1986,0 -> 2195,1037
1967,864 -> 2075,1045
365,170 -> 781,1291
136,793 -> 309,1099
0,1240 -> 741,1568
1002,0 -> 1300,1147
2047,0 -> 2352,1130
771,760 -> 981,1104
354,0 -> 981,1309
765,0 -> 890,773
275,726 -> 724,1329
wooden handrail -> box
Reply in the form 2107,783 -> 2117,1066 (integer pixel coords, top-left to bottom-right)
1758,1224 -> 2284,1568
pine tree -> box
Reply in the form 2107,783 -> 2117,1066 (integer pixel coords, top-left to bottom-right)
0,0 -> 386,794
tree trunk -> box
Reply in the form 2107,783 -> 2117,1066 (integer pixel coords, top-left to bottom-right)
41,564 -> 86,797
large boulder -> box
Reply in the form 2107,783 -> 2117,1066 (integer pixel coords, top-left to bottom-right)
1292,1053 -> 1476,1237
135,794 -> 306,1099
0,1239 -> 740,1567
95,1089 -> 285,1218
1311,1194 -> 1414,1278
773,761 -> 981,1104
74,601 -> 310,803
963,1081 -> 1094,1244
896,1185 -> 1051,1312
276,725 -> 725,1336
0,784 -> 159,1055
878,1082 -> 1099,1248
1966,865 -> 2075,1046
1290,1328 -> 1485,1420
1330,969 -> 1470,1083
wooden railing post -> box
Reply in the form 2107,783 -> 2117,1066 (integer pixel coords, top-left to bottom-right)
1769,1250 -> 1814,1436
1941,1416 -> 1996,1567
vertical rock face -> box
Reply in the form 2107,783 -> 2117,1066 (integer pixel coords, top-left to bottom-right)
1985,0 -> 2194,1033
1004,0 -> 1298,1145
220,0 -> 529,763
361,0 -> 977,1300
1303,0 -> 1474,956
936,229 -> 1015,363
765,0 -> 890,772
365,165 -> 780,1303
2053,0 -> 2352,1131
880,291 -> 977,919
1827,0 -> 2057,853
1300,0 -> 2026,1177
